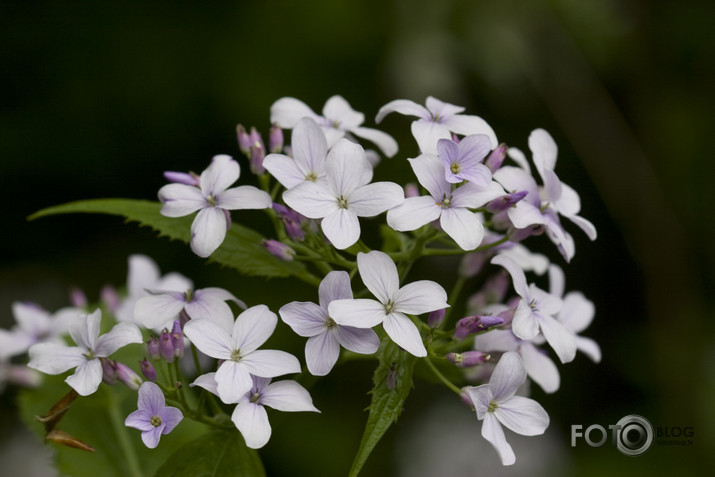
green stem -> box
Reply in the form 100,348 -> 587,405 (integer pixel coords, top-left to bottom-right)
191,343 -> 202,376
423,357 -> 463,396
105,388 -> 144,477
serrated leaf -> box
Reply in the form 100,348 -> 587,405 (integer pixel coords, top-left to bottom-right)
29,199 -> 313,281
348,338 -> 417,477
154,429 -> 265,477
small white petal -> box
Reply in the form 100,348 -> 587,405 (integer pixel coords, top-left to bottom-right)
94,322 -> 142,357
467,385 -> 492,420
491,254 -> 530,300
318,271 -> 353,309
449,181 -> 505,209
538,314 -> 577,364
216,360 -> 253,404
28,343 -> 85,374
183,319 -> 233,360
283,181 -> 338,219
158,184 -> 206,217
200,155 -> 240,196
507,201 -> 546,229
66,359 -> 103,396
137,381 -> 166,413
270,97 -> 318,128
386,196 -> 442,232
511,301 -> 541,340
357,251 -> 399,304
481,413 -> 515,466
474,329 -> 520,353
292,117 -> 328,175
126,255 -> 161,297
567,214 -> 598,241
348,182 -> 404,217
411,120 -> 452,155
232,400 -> 271,449
216,186 -> 271,210
383,313 -> 426,357
489,352 -> 527,402
263,154 -> 307,189
325,139 -> 371,196
184,297 -> 235,334
408,154 -> 450,200
190,372 -> 219,396
520,343 -> 560,394
279,302 -> 327,337
575,336 -> 602,363
375,99 -> 429,123
134,293 -> 185,330
240,349 -> 301,378
439,207 -> 485,251
321,208 -> 360,250
495,395 -> 549,436
393,280 -> 448,315
261,380 -> 320,412
528,128 -> 558,173
335,326 -> 380,355
323,95 -> 364,128
190,207 -> 228,258
329,299 -> 386,328
350,127 -> 398,158
305,331 -> 340,376
69,310 -> 102,351
233,305 -> 277,354
442,114 -> 498,149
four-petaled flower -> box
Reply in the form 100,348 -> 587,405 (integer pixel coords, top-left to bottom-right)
125,381 -> 183,449
328,251 -> 448,357
438,134 -> 493,186
466,351 -> 549,465
28,309 -> 142,396
0,301 -> 83,357
158,154 -> 272,258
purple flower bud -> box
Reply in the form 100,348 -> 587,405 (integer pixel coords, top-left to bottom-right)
163,171 -> 200,186
273,203 -> 306,241
147,336 -> 161,361
179,309 -> 191,328
101,285 -> 120,313
268,124 -> 284,153
171,320 -> 184,359
451,133 -> 460,142
101,358 -> 118,385
446,351 -> 491,368
458,253 -> 487,278
262,239 -> 296,261
427,308 -> 446,328
115,362 -> 143,390
508,224 -> 541,243
404,182 -> 419,198
249,127 -> 265,152
69,287 -> 87,308
486,190 -> 528,213
139,359 -> 157,382
236,124 -> 252,155
460,387 -> 474,408
159,330 -> 174,363
453,315 -> 505,340
249,144 -> 266,175
485,143 -> 507,172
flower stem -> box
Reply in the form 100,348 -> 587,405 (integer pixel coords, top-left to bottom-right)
105,387 -> 144,477
423,357 -> 463,396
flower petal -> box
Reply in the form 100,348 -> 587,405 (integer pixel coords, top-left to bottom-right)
408,154 -> 450,200
69,310 -> 101,350
184,296 -> 235,334
232,400 -> 271,449
393,280 -> 448,315
325,139 -> 370,196
439,207 -> 485,251
411,120 -> 452,155
375,99 -> 429,123
240,349 -> 301,378
125,409 -> 155,432
28,343 -> 85,374
329,299 -> 386,328
442,114 -> 498,149
137,381 -> 165,413
449,181 -> 505,209
261,380 -> 320,412
491,254 -> 530,300
305,330 -> 340,376
133,293 -> 185,330
323,95 -> 364,128
488,351 -> 527,402
183,319 -> 233,360
126,255 -> 161,297
270,97 -> 318,128
159,406 -> 183,434
386,196 -> 442,232
318,271 -> 353,309
520,343 -> 560,394
335,325 -> 380,354
190,207 -> 228,258
263,154 -> 307,189
232,305 -> 277,354
528,128 -> 558,174
216,186 -> 271,210
575,336 -> 602,363
383,313 -> 426,357
95,322 -> 142,357
200,155 -> 240,196
481,413 -> 516,465
141,426 -> 164,449
511,301 -> 540,340
357,251 -> 399,304
158,184 -> 206,217
559,289 -> 595,332
321,208 -> 360,250
348,182 -> 404,217
216,360 -> 253,403
283,181 -> 337,219
495,395 -> 549,436
538,313 -> 577,364
66,359 -> 103,396
279,302 -> 326,337
350,127 -> 398,158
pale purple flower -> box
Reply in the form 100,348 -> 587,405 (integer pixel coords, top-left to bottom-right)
271,95 -> 398,157
466,351 -> 549,465
125,381 -> 183,449
376,96 -> 497,155
28,309 -> 143,396
283,139 -> 404,250
280,271 -> 379,376
386,154 -> 504,250
491,254 -> 576,364
134,286 -> 245,332
437,135 -> 493,186
158,155 -> 272,258
328,251 -> 448,357
183,305 -> 301,404
0,302 -> 82,357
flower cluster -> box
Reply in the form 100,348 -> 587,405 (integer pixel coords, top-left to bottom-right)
8,94 -> 600,472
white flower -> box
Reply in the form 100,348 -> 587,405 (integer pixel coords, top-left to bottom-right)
0,302 -> 82,357
387,154 -> 504,250
283,139 -> 404,250
271,95 -> 398,157
28,309 -> 142,396
279,271 -> 379,376
466,352 -> 550,465
158,155 -> 272,258
328,251 -> 448,357
183,305 -> 300,404
376,96 -> 497,155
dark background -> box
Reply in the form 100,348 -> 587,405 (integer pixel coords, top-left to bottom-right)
1,0 -> 713,475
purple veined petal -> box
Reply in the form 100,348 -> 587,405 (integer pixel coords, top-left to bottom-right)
95,322 -> 142,357
141,426 -> 164,449
411,120 -> 452,155
279,302 -> 327,337
320,208 -> 360,250
159,406 -> 183,434
66,358 -> 103,396
575,336 -> 602,363
69,310 -> 102,350
425,96 -> 465,118
283,181 -> 338,219
216,185 -> 271,210
548,264 -> 565,298
457,134 -> 492,162
321,127 -> 346,149
190,372 -> 219,395
323,95 -> 364,129
559,291 -> 595,333
506,147 -> 531,174
481,412 -> 516,466
350,127 -> 398,158
494,395 -> 549,436
261,380 -> 320,413
386,196 -> 442,232
492,166 -> 540,204
232,305 -> 277,354
126,255 -> 161,297
507,201 -> 547,229
528,128 -> 558,174
440,207 -> 485,251
200,155 -> 240,197
491,254 -> 530,299
407,154 -> 450,201
466,385 -> 492,420
520,343 -> 560,394
442,114 -> 498,149
134,293 -> 185,330
292,117 -> 328,174
125,409 -> 155,432
382,312 -> 426,357
184,298 -> 234,335
325,139 -> 371,196
335,325 -> 380,354
27,343 -> 85,374
240,349 -> 301,378
454,163 -> 493,187
328,299 -> 386,328
511,301 -> 540,340
357,251 -> 399,304
270,97 -> 319,128
474,329 -> 520,353
450,181 -> 505,209
263,153 -> 306,189
305,330 -> 340,376
488,352 -> 527,402
232,399 -> 271,449
215,360 -> 253,404
437,137 -> 459,171
393,280 -> 448,315
158,184 -> 206,218
137,381 -> 165,413
567,214 -> 598,241
183,319 -> 233,360
537,314 -> 577,364
375,99 -> 429,123
318,271 -> 353,309
190,207 -> 228,258
194,287 -> 246,309
348,182 -> 404,217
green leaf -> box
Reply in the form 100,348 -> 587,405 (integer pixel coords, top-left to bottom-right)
29,199 -> 313,281
154,429 -> 265,477
348,338 -> 417,477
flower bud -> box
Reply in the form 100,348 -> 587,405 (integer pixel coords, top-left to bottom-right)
262,239 -> 296,261
273,203 -> 306,241
69,287 -> 87,308
159,330 -> 174,363
163,171 -> 200,186
101,358 -> 118,385
453,315 -> 504,340
171,320 -> 184,359
236,124 -> 252,155
139,359 -> 157,382
446,351 -> 490,368
147,336 -> 161,361
114,362 -> 142,390
404,182 -> 419,198
458,253 -> 487,278
427,308 -> 446,328
101,285 -> 120,313
268,124 -> 284,153
486,190 -> 528,213
249,143 -> 266,175
485,143 -> 507,172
